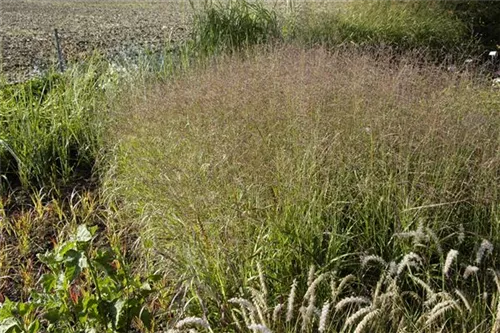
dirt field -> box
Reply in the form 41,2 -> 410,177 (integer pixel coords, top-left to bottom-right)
1,0 -> 192,81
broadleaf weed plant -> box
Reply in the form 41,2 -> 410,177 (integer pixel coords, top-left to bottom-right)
0,224 -> 160,333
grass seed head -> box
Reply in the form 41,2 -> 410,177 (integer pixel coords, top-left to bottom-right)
335,296 -> 371,311
286,279 -> 298,323
476,239 -> 494,265
248,324 -> 272,333
443,249 -> 459,277
318,301 -> 331,333
175,316 -> 210,329
353,308 -> 380,333
463,266 -> 480,280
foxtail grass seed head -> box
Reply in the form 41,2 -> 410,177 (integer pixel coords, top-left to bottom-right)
426,228 -> 443,256
272,303 -> 283,323
463,266 -> 479,280
175,317 -> 210,329
286,279 -> 298,322
318,301 -> 330,333
361,255 -> 387,268
248,324 -> 272,333
454,289 -> 471,312
458,224 -> 465,244
229,298 -> 256,312
413,221 -> 427,247
353,309 -> 380,333
426,300 -> 457,327
344,306 -> 372,328
397,252 -> 422,276
251,290 -> 268,327
443,249 -> 458,277
401,291 -> 420,303
304,273 -> 325,301
335,296 -> 371,311
257,262 -> 268,299
307,265 -> 316,287
388,261 -> 398,277
476,239 -> 494,265
333,274 -> 356,301
302,299 -> 316,331
394,231 -> 420,239
410,275 -> 434,298
424,291 -> 454,308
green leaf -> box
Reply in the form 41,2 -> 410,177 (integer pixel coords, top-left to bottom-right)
139,306 -> 152,330
0,318 -> 20,333
83,298 -> 99,319
140,282 -> 151,291
27,320 -> 40,333
94,250 -> 115,276
63,249 -> 88,283
0,299 -> 16,320
43,308 -> 60,323
37,252 -> 58,267
57,241 -> 77,258
39,274 -> 56,292
16,302 -> 34,316
76,225 -> 92,243
112,299 -> 126,328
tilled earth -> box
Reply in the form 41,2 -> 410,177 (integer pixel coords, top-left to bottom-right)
1,0 -> 192,82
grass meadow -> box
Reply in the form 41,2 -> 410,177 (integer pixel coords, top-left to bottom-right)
0,1 -> 499,332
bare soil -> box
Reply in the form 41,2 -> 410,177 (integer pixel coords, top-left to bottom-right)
1,0 -> 192,81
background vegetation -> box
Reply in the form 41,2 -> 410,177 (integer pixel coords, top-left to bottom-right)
1,1 -> 499,332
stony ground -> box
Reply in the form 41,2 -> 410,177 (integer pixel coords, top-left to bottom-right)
1,0 -> 192,81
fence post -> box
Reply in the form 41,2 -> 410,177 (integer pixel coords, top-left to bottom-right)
54,29 -> 66,72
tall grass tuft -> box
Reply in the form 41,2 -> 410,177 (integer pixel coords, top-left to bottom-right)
288,1 -> 473,55
0,60 -> 111,193
190,0 -> 280,55
114,45 -> 500,330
